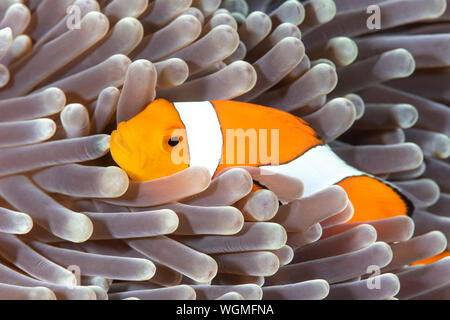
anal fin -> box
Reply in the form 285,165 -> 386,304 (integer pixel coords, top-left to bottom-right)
336,175 -> 414,223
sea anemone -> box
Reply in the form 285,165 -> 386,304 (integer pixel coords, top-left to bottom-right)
0,0 -> 447,300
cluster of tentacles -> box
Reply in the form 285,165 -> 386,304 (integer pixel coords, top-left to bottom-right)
0,0 -> 447,300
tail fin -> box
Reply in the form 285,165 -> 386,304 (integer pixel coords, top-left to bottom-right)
411,251 -> 450,266
337,175 -> 414,223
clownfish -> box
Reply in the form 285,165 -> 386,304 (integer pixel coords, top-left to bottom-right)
110,99 -> 414,223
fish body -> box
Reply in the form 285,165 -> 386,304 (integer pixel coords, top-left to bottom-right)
110,99 -> 413,222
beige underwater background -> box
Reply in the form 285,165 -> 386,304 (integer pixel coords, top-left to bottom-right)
0,0 -> 447,300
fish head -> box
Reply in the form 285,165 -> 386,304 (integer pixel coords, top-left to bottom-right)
110,99 -> 190,181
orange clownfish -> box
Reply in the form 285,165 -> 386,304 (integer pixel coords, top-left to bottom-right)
110,99 -> 414,223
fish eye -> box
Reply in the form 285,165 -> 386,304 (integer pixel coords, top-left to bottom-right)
168,136 -> 181,147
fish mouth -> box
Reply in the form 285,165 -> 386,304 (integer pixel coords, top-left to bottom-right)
112,126 -> 133,154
